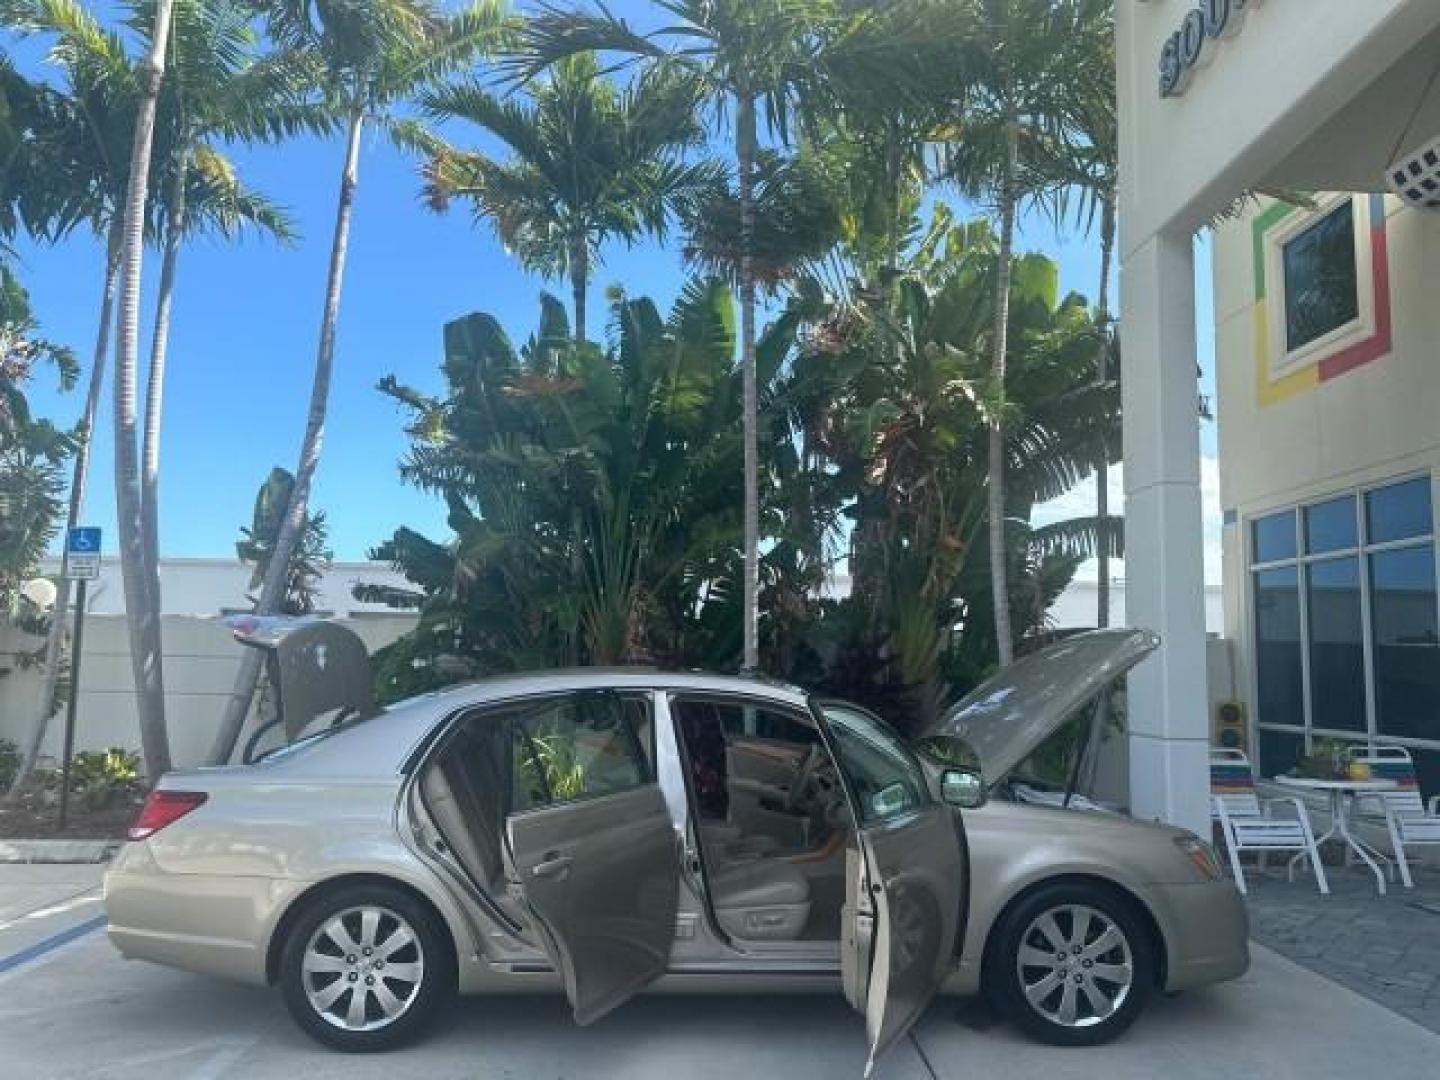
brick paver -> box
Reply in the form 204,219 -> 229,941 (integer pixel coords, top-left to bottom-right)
1244,859 -> 1440,1034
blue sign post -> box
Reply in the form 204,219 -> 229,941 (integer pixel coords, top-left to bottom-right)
59,527 -> 101,830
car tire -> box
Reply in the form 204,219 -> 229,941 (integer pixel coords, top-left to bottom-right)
989,880 -> 1155,1047
278,882 -> 455,1052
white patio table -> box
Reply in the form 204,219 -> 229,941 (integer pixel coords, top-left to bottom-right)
1273,776 -> 1398,895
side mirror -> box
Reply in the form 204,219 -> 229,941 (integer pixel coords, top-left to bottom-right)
940,768 -> 986,809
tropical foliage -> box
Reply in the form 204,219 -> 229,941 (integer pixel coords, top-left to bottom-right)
364,208 -> 1119,734
0,264 -> 74,617
1,0 -> 1129,770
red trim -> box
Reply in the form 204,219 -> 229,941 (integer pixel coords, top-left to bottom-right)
1318,218 -> 1392,381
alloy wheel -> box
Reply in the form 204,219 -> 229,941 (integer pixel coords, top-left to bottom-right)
301,904 -> 426,1032
1014,903 -> 1133,1028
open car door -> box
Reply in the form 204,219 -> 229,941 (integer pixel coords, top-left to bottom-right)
813,702 -> 967,1076
504,691 -> 679,1025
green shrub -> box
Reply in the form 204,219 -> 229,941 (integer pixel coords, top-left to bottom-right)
37,747 -> 144,809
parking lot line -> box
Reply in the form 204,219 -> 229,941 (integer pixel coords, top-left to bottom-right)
0,911 -> 106,977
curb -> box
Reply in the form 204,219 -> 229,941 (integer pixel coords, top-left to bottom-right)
0,840 -> 119,864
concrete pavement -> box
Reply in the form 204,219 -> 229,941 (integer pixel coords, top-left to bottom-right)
1,863 -> 1438,1079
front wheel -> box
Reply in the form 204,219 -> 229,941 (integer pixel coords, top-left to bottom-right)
278,883 -> 454,1051
989,881 -> 1154,1047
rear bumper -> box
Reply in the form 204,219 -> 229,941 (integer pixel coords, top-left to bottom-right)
103,841 -> 304,988
1152,879 -> 1250,992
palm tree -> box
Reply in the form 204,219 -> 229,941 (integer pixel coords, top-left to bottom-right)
2,0 -> 164,784
206,0 -> 509,765
138,0 -> 315,630
111,0 -> 180,778
2,0 -> 299,789
1061,14 -> 1118,628
937,0 -> 1107,666
422,52 -> 711,341
518,0 -> 931,671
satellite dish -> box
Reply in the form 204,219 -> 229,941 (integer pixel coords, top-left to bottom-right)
20,578 -> 57,611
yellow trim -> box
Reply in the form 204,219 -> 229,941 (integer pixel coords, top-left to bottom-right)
1255,303 -> 1317,406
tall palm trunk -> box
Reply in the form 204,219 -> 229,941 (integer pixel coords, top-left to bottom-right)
6,219 -> 123,798
737,92 -> 759,672
987,117 -> 1018,668
142,150 -> 187,620
114,0 -> 177,780
1095,189 -> 1115,629
206,107 -> 365,765
570,235 -> 588,342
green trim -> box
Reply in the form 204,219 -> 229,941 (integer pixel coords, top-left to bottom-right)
1251,201 -> 1299,299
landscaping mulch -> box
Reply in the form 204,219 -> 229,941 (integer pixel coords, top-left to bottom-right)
0,793 -> 136,840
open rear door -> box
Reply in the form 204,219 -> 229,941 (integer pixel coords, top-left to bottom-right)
504,692 -> 679,1025
814,702 -> 966,1076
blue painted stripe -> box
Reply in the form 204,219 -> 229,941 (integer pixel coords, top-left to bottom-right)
0,913 -> 107,976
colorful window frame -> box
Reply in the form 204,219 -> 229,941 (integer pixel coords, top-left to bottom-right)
1251,194 -> 1392,407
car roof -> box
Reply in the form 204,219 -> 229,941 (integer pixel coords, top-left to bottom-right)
258,667 -> 814,780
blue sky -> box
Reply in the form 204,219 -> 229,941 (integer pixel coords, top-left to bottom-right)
13,2 -> 1218,563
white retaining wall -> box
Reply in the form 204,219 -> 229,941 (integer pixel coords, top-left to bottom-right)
0,613 -> 416,770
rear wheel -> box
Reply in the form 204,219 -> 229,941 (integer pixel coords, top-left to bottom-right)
989,881 -> 1154,1047
278,883 -> 454,1051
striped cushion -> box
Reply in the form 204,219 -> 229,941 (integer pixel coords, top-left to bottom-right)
1211,763 -> 1255,794
1366,760 -> 1419,790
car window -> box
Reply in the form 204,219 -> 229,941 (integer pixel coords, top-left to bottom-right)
510,693 -> 652,812
817,703 -> 931,825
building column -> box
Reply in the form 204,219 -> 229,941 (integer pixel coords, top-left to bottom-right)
1121,230 -> 1211,837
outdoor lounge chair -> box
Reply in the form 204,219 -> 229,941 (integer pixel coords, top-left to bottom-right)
1210,749 -> 1329,895
1344,745 -> 1440,888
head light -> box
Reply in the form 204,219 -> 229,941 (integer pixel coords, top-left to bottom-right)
1175,835 -> 1224,882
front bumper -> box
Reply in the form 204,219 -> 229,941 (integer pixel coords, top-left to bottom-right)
1152,878 -> 1250,992
103,841 -> 305,987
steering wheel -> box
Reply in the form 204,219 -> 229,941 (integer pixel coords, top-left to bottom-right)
785,744 -> 825,813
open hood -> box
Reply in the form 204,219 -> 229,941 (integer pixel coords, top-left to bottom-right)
920,629 -> 1160,785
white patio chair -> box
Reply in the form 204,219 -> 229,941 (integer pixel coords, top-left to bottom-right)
1210,749 -> 1329,895
1344,745 -> 1440,888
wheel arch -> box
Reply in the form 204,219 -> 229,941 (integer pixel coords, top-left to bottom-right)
979,873 -> 1169,995
265,872 -> 459,986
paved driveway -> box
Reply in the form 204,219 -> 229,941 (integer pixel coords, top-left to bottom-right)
2,864 -> 1439,1079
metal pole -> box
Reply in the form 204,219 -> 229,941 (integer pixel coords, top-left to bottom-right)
57,578 -> 87,832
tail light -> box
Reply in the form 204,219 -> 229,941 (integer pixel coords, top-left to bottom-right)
128,790 -> 208,841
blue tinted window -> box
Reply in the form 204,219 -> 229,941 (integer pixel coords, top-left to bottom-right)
1254,567 -> 1304,728
1370,547 -> 1440,743
1258,728 -> 1305,779
1366,478 -> 1433,544
1252,511 -> 1297,564
1304,496 -> 1357,554
1306,559 -> 1365,733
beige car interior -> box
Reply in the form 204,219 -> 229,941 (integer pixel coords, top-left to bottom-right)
673,698 -> 852,944
417,692 -> 853,949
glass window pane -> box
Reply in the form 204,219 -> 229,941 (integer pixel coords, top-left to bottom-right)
1252,511 -> 1298,564
1305,558 -> 1366,732
1282,201 -> 1359,352
1254,567 -> 1304,729
1304,496 -> 1358,554
1370,547 -> 1440,742
1366,478 -> 1433,544
511,694 -> 649,810
1257,728 -> 1305,779
819,704 -> 930,825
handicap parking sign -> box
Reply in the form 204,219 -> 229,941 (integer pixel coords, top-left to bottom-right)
64,526 -> 103,580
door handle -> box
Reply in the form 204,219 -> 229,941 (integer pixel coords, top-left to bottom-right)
531,854 -> 573,879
